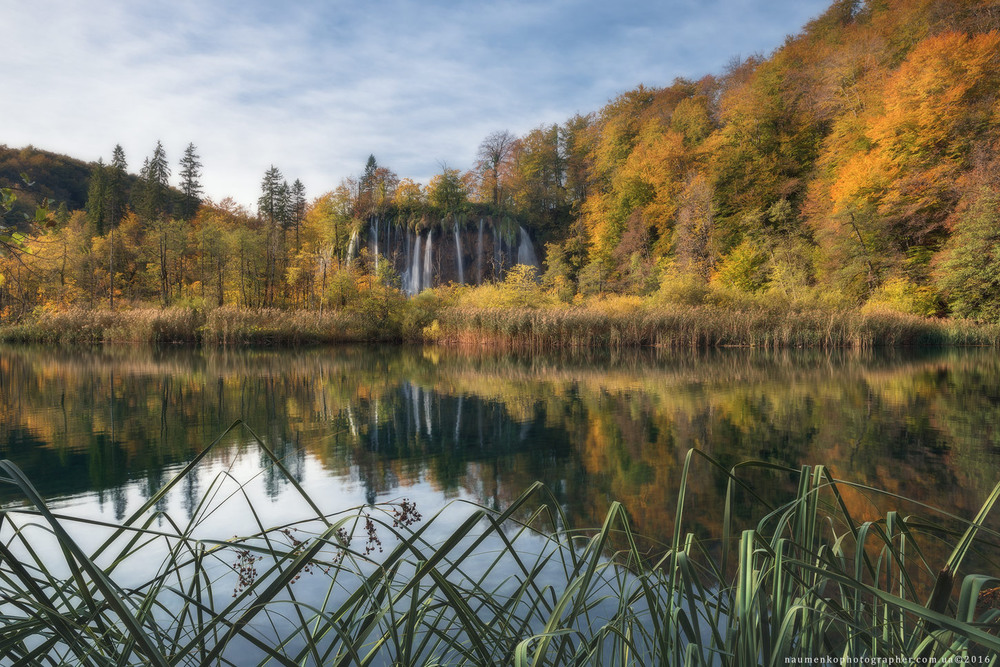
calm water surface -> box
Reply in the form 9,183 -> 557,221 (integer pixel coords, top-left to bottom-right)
3,344 -> 1000,545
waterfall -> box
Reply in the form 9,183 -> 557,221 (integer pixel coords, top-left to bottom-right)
346,229 -> 359,266
373,218 -> 380,272
409,233 -> 423,295
517,226 -> 541,273
422,231 -> 433,290
403,231 -> 412,291
454,224 -> 464,284
477,219 -> 484,285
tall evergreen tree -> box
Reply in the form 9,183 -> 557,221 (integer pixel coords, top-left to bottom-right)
291,179 -> 306,251
139,141 -> 171,222
86,158 -> 108,234
257,165 -> 286,306
103,144 -> 129,312
178,142 -> 203,220
257,165 -> 284,228
107,144 -> 128,229
359,154 -> 378,219
138,142 -> 173,305
277,180 -> 291,230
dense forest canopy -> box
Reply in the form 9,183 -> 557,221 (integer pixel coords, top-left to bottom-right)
4,0 -> 1000,322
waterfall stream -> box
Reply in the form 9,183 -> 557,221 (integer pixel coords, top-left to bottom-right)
346,229 -> 359,266
477,219 -> 484,285
454,225 -> 464,285
517,226 -> 541,272
422,231 -> 433,291
409,234 -> 423,295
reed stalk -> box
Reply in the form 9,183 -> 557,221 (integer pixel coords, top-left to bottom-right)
2,425 -> 1000,664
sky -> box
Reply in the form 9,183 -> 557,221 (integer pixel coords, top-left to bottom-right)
3,0 -> 834,208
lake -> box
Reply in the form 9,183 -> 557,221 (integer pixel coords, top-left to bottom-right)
3,343 -> 999,547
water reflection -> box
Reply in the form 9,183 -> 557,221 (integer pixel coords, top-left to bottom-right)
2,344 -> 1000,546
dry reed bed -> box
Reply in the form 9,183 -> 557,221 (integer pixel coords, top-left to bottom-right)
1,303 -> 998,347
435,305 -> 1000,349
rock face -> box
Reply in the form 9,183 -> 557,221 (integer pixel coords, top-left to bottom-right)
350,216 -> 543,295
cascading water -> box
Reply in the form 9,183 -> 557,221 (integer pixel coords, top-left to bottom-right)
422,232 -> 434,290
453,224 -> 464,284
493,224 -> 501,280
363,217 -> 543,293
403,231 -> 412,290
408,233 -> 423,295
517,226 -> 541,272
477,219 -> 484,285
346,229 -> 359,266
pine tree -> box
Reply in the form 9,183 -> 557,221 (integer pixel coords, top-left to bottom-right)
257,165 -> 283,228
86,159 -> 108,234
104,144 -> 129,312
178,142 -> 203,220
257,165 -> 285,306
277,180 -> 291,231
291,179 -> 306,251
107,144 -> 128,229
139,141 -> 171,222
138,142 -> 173,305
359,155 -> 378,219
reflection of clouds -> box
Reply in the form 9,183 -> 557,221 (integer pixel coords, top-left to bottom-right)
3,0 -> 830,205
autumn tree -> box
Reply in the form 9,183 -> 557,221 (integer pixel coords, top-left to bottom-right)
560,113 -> 595,209
393,178 -> 426,219
427,167 -> 468,218
674,172 -> 716,280
937,186 -> 1000,321
476,130 -> 516,210
508,124 -> 570,242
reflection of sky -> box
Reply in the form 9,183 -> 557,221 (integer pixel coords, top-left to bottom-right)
1,448 -> 598,665
4,0 -> 831,205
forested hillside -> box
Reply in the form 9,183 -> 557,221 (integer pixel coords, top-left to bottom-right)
0,145 -> 95,223
3,0 -> 1000,325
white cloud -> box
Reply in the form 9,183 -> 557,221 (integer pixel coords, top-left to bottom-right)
1,0 -> 832,207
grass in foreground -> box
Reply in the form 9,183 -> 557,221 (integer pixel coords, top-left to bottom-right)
2,424 -> 1000,665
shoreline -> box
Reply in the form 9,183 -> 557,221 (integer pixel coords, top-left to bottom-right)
1,303 -> 998,348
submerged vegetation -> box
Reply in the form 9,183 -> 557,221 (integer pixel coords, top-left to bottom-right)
2,425 -> 1000,664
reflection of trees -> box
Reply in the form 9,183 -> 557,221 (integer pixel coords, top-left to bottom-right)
1,345 -> 1000,550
